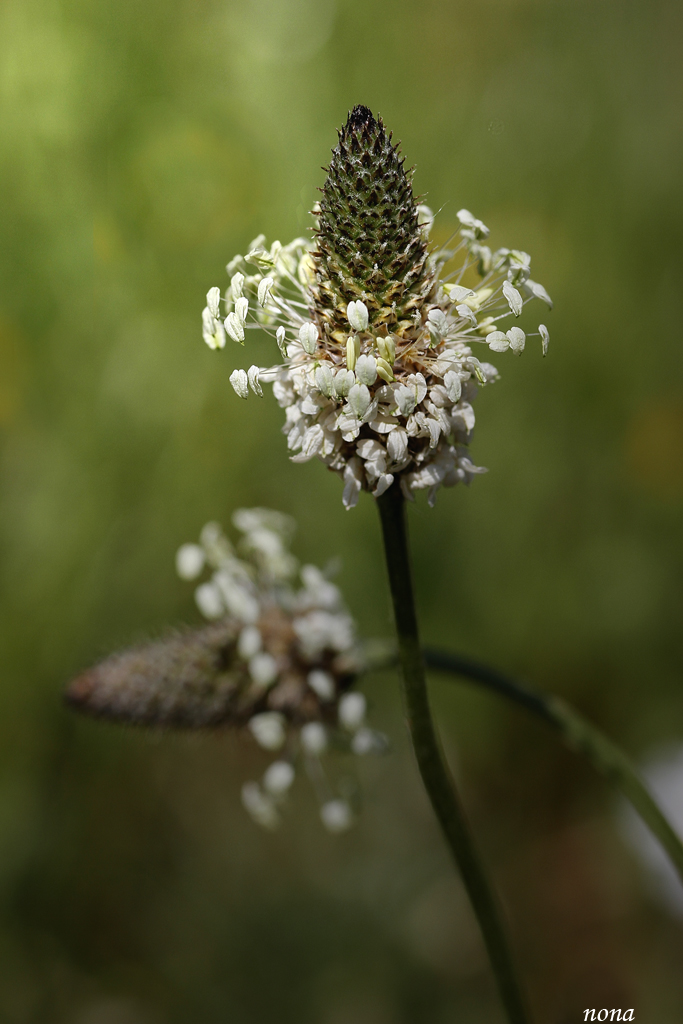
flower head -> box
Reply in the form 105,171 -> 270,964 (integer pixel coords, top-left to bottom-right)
203,106 -> 551,507
66,508 -> 385,831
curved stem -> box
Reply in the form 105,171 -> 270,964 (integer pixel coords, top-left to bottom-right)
376,484 -> 530,1024
423,648 -> 683,887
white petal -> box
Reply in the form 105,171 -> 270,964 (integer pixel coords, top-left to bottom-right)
355,354 -> 378,386
487,331 -> 510,353
387,428 -> 408,463
527,279 -> 553,308
443,370 -> 462,403
416,204 -> 434,232
315,362 -> 334,397
342,457 -> 363,509
339,692 -> 366,731
241,782 -> 279,829
235,297 -> 249,323
333,368 -> 355,399
455,303 -> 477,328
194,581 -> 224,619
351,727 -> 388,755
320,799 -> 352,833
395,385 -> 416,417
356,438 -> 385,461
539,323 -> 550,356
262,761 -> 295,796
445,284 -> 476,303
237,625 -> 262,659
247,365 -> 263,396
406,372 -> 428,405
307,669 -> 335,701
300,722 -> 327,756
257,276 -> 274,306
347,300 -> 369,333
248,712 -> 286,751
427,308 -> 448,338
347,383 -> 371,419
276,325 -> 287,356
372,473 -> 394,497
230,272 -> 245,299
502,281 -> 523,317
299,322 -> 319,354
506,326 -> 525,354
176,543 -> 205,580
249,652 -> 278,687
225,312 -> 245,343
206,287 -> 221,318
229,368 -> 249,399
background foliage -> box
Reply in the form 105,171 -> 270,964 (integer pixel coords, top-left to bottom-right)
1,0 -> 682,1020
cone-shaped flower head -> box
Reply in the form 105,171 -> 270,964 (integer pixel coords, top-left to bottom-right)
203,106 -> 551,508
313,105 -> 431,337
66,509 -> 385,831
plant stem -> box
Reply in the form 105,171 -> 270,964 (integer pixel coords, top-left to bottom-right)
376,483 -> 529,1024
423,648 -> 683,886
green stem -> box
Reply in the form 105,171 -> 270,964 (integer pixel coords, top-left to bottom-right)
376,484 -> 530,1024
423,648 -> 683,887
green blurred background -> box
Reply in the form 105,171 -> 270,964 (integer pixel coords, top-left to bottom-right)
1,0 -> 682,1020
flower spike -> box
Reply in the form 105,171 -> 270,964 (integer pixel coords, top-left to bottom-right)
202,106 -> 552,508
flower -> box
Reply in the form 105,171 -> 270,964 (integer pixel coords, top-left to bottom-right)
65,508 -> 386,832
203,106 -> 552,508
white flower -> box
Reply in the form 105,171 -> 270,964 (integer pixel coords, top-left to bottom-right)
249,712 -> 286,750
347,299 -> 369,332
320,799 -> 353,833
229,368 -> 249,399
175,509 -> 379,833
539,323 -> 549,356
175,543 -> 205,580
203,173 -> 550,507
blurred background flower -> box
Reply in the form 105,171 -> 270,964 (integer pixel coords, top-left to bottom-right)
0,0 -> 682,1020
